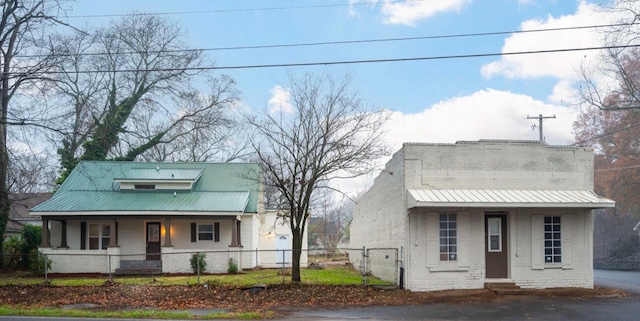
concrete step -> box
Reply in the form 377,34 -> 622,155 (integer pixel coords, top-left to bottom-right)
114,268 -> 163,276
116,260 -> 163,275
485,282 -> 525,295
120,260 -> 162,269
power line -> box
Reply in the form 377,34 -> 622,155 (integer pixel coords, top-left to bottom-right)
571,122 -> 640,146
17,22 -> 632,59
64,0 -> 424,19
10,43 -> 640,76
596,164 -> 640,172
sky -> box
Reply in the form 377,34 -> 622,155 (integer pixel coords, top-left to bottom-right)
63,0 -> 621,194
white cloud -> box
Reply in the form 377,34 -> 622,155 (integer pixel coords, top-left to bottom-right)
381,0 -> 470,26
548,79 -> 576,104
333,89 -> 577,197
267,85 -> 294,114
384,89 -> 575,149
481,1 -> 606,81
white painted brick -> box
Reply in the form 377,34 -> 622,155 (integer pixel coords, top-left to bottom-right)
351,141 -> 597,291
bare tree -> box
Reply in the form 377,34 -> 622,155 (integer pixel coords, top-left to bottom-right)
248,73 -> 390,282
51,15 -> 243,182
0,0 -> 68,262
310,191 -> 353,251
8,149 -> 57,193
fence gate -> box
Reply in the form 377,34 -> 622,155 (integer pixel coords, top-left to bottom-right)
364,248 -> 399,286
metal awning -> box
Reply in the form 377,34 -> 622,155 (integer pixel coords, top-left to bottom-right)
407,189 -> 615,209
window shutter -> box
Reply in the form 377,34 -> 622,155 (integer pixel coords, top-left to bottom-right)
426,212 -> 439,268
531,215 -> 544,270
214,222 -> 220,242
190,223 -> 197,243
457,212 -> 470,267
561,215 -> 573,269
80,221 -> 86,250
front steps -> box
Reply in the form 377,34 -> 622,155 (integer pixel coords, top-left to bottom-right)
115,260 -> 163,275
485,282 -> 525,295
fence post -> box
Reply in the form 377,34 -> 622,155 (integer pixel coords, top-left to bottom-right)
196,251 -> 201,285
398,246 -> 404,289
361,246 -> 367,286
44,253 -> 49,284
108,254 -> 112,282
281,249 -> 285,284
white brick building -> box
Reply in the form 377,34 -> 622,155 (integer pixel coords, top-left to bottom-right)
350,140 -> 614,291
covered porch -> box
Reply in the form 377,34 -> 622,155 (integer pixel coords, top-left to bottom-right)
39,215 -> 247,274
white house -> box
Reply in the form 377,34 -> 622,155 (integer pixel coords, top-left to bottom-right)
31,161 -> 307,274
350,140 -> 615,291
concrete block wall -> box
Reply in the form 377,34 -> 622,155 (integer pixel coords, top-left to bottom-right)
406,208 -> 486,291
403,141 -> 594,190
350,149 -> 408,250
352,140 -> 598,291
509,208 -> 594,289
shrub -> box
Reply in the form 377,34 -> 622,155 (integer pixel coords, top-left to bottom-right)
2,235 -> 22,271
29,249 -> 51,275
227,258 -> 238,274
190,253 -> 207,274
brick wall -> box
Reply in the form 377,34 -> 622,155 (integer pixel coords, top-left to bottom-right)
351,140 -> 597,291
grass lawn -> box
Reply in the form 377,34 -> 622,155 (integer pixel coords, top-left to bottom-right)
0,265 -> 393,287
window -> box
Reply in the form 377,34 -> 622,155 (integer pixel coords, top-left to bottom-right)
198,223 -> 220,242
88,223 -> 111,249
439,213 -> 457,261
544,216 -> 561,263
134,184 -> 155,190
487,217 -> 502,252
199,224 -> 213,240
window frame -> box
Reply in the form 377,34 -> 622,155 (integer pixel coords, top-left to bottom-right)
88,223 -> 111,250
439,213 -> 457,261
543,216 -> 562,264
197,222 -> 220,242
487,217 -> 502,252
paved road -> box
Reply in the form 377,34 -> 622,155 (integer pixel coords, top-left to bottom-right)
283,296 -> 640,320
594,269 -> 640,294
2,269 -> 639,321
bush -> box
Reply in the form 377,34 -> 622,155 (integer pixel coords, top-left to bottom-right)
227,258 -> 238,274
190,253 -> 207,274
29,249 -> 51,275
2,235 -> 22,271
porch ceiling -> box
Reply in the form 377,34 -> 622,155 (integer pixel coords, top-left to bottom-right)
407,189 -> 615,209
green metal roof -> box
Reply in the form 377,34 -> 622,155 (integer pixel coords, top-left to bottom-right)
114,168 -> 204,181
32,161 -> 261,215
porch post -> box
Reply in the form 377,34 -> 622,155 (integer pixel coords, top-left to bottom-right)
163,218 -> 172,247
110,219 -> 118,247
230,217 -> 240,247
59,220 -> 68,248
40,217 -> 50,247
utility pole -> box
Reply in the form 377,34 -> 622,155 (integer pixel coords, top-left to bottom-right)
527,114 -> 556,142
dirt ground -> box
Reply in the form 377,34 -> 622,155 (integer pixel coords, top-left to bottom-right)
0,282 -> 629,313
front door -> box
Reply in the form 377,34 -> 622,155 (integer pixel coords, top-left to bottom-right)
146,222 -> 161,261
276,234 -> 290,264
485,214 -> 508,278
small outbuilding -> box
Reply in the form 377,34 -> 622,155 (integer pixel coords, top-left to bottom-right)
350,140 -> 614,291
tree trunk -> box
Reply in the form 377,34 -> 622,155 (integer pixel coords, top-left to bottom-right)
291,227 -> 303,282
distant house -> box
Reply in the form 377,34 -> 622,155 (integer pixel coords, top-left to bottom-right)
4,193 -> 52,240
31,161 -> 307,274
350,140 -> 615,291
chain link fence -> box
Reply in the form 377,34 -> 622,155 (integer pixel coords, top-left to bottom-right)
1,247 -> 403,287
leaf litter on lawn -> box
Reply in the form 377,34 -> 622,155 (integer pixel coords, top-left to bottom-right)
0,282 -> 629,313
